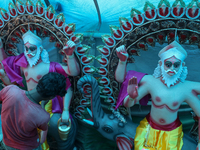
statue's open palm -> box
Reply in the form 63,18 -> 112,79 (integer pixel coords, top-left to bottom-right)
127,77 -> 138,99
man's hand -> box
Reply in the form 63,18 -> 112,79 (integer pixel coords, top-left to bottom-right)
40,129 -> 48,144
116,45 -> 129,62
63,40 -> 76,56
61,110 -> 69,123
127,77 -> 138,99
196,143 -> 200,150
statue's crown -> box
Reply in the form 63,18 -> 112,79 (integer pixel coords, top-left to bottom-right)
22,30 -> 42,46
159,41 -> 187,61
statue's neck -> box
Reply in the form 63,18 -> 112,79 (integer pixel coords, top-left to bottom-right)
160,77 -> 180,88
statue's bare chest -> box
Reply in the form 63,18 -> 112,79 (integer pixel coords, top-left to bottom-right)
22,62 -> 50,84
149,79 -> 185,109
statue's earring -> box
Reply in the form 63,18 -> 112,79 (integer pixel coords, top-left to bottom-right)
159,60 -> 162,66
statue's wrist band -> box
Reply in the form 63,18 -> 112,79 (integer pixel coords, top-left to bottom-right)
129,97 -> 135,101
63,108 -> 69,111
119,60 -> 127,64
66,53 -> 74,59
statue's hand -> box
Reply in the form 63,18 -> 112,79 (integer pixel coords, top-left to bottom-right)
127,77 -> 138,99
61,110 -> 70,123
116,45 -> 129,62
63,40 -> 76,56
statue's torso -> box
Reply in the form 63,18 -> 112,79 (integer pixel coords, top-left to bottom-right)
143,75 -> 189,125
22,61 -> 50,91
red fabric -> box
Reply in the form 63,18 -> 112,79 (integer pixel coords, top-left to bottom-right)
0,85 -> 50,150
2,53 -> 28,87
146,113 -> 182,131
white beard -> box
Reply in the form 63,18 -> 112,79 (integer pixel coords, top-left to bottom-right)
153,63 -> 188,88
24,48 -> 41,67
40,49 -> 50,64
161,65 -> 182,88
24,48 -> 50,67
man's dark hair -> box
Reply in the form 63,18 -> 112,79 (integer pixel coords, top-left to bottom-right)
36,72 -> 67,98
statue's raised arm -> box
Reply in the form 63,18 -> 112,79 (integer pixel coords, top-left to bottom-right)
115,45 -> 129,83
60,40 -> 80,76
0,39 -> 8,61
0,38 -> 13,86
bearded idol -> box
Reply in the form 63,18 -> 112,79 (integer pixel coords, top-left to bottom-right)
153,41 -> 188,88
23,30 -> 50,67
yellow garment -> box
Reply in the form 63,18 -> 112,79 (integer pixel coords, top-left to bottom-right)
134,117 -> 183,150
44,100 -> 54,119
40,100 -> 54,150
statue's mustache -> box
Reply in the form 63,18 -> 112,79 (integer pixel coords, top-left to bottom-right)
165,69 -> 177,74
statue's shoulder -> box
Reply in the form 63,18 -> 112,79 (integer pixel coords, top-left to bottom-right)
184,80 -> 200,88
142,74 -> 154,81
139,75 -> 155,86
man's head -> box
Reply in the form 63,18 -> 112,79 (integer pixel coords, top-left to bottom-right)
153,41 -> 188,87
36,72 -> 67,99
23,31 -> 50,67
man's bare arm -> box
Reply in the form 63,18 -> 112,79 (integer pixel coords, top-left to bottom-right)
40,127 -> 48,144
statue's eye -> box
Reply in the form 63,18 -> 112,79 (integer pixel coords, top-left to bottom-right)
165,61 -> 172,68
29,46 -> 36,51
102,125 -> 113,133
174,62 -> 180,68
25,46 -> 29,51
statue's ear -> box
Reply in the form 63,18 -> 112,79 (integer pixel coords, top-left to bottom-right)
159,60 -> 162,66
182,62 -> 185,67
